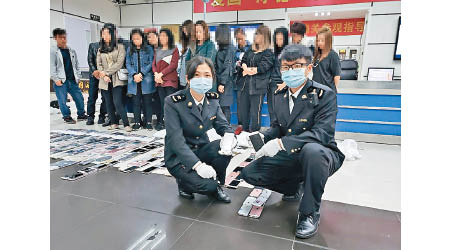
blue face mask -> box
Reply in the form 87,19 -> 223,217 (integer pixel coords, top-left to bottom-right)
281,68 -> 307,88
189,77 -> 212,94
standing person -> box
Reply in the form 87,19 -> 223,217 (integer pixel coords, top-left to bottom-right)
86,41 -> 107,125
241,45 -> 345,239
97,26 -> 131,132
145,28 -> 164,130
195,20 -> 217,92
237,25 -> 274,132
153,28 -> 180,129
178,20 -> 196,90
164,56 -> 235,202
290,21 -> 306,45
214,24 -> 236,123
312,26 -> 341,92
234,28 -> 251,127
50,28 -> 87,124
126,28 -> 155,130
269,27 -> 289,126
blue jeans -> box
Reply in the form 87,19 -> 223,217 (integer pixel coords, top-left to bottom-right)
53,79 -> 85,118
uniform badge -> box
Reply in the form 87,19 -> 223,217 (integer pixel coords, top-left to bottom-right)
171,94 -> 186,103
301,94 -> 307,99
299,118 -> 307,122
210,116 -> 216,120
187,101 -> 192,107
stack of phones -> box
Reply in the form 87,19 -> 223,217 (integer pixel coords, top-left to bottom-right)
225,166 -> 244,189
61,162 -> 112,181
237,188 -> 272,218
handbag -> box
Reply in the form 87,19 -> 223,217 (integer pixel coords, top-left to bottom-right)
117,68 -> 129,81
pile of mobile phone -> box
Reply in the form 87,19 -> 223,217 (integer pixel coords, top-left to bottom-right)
60,162 -> 112,181
225,156 -> 254,189
237,188 -> 272,219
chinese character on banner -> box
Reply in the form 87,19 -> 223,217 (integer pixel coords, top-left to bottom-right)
276,0 -> 289,3
228,0 -> 241,5
322,23 -> 331,29
256,0 -> 267,4
343,21 -> 354,33
332,22 -> 342,33
212,0 -> 225,7
355,21 -> 365,32
311,23 -> 320,34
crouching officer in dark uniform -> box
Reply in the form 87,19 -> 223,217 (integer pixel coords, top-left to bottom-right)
164,56 -> 237,203
241,45 -> 345,238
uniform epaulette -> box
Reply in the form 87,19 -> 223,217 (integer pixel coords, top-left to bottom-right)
274,86 -> 289,95
206,92 -> 219,99
171,94 -> 186,103
307,82 -> 326,99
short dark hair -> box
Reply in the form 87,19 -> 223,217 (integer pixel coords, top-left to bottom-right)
280,44 -> 313,64
215,24 -> 231,47
186,56 -> 216,80
290,22 -> 306,36
159,28 -> 175,49
129,28 -> 148,56
53,28 -> 66,37
234,27 -> 245,37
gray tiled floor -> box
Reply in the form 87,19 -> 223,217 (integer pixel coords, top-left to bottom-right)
50,103 -> 400,249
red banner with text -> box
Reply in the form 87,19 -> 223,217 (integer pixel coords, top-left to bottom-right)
291,18 -> 365,36
194,0 -> 399,13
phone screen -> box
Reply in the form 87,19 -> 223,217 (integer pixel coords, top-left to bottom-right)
249,134 -> 265,151
142,166 -> 158,173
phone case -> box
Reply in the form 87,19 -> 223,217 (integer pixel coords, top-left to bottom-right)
225,171 -> 240,186
249,188 -> 263,197
252,189 -> 272,207
238,196 -> 257,216
249,205 -> 264,218
227,179 -> 241,189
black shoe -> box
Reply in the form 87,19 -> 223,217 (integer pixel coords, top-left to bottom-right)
86,117 -> 94,125
177,180 -> 194,199
63,116 -> 76,124
77,114 -> 88,121
282,182 -> 304,202
98,116 -> 105,124
102,118 -> 111,127
144,123 -> 153,130
155,122 -> 164,131
214,186 -> 231,203
132,123 -> 141,130
295,212 -> 320,239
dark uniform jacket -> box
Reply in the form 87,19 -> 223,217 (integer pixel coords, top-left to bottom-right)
237,48 -> 274,95
164,88 -> 234,171
87,42 -> 100,74
215,44 -> 237,107
263,79 -> 345,173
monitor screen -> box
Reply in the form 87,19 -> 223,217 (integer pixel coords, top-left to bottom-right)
393,16 -> 401,60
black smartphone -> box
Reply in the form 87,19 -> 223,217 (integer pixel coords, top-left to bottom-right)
249,134 -> 265,151
227,179 -> 241,189
121,166 -> 139,173
234,166 -> 244,172
61,172 -> 84,181
142,166 -> 158,174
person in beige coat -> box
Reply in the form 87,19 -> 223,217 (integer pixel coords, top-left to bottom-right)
97,26 -> 131,131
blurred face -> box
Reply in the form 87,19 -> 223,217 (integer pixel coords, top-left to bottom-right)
254,33 -> 263,45
159,32 -> 168,47
292,33 -> 303,44
102,29 -> 111,44
196,25 -> 205,42
235,33 -> 246,48
317,33 -> 326,50
148,33 -> 158,46
54,34 -> 67,48
276,33 -> 284,48
132,33 -> 142,48
182,26 -> 187,35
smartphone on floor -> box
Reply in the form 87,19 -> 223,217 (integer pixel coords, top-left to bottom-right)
61,172 -> 85,181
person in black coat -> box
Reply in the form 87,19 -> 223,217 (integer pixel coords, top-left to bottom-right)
86,41 -> 107,125
241,45 -> 345,239
164,56 -> 236,203
214,24 -> 237,123
237,25 -> 274,132
268,27 -> 289,126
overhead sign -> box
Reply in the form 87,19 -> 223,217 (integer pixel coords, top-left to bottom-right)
291,18 -> 366,36
194,0 -> 399,13
90,14 -> 100,22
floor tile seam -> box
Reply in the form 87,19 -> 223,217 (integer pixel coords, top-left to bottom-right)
189,218 -> 336,250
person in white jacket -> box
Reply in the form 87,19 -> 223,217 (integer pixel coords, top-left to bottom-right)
50,28 -> 86,124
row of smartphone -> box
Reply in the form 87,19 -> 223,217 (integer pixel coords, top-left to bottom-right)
238,188 -> 272,218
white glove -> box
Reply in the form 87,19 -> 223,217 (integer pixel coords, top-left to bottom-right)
236,131 -> 251,148
219,132 -> 237,155
193,162 -> 217,179
247,132 -> 265,149
255,138 -> 284,159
